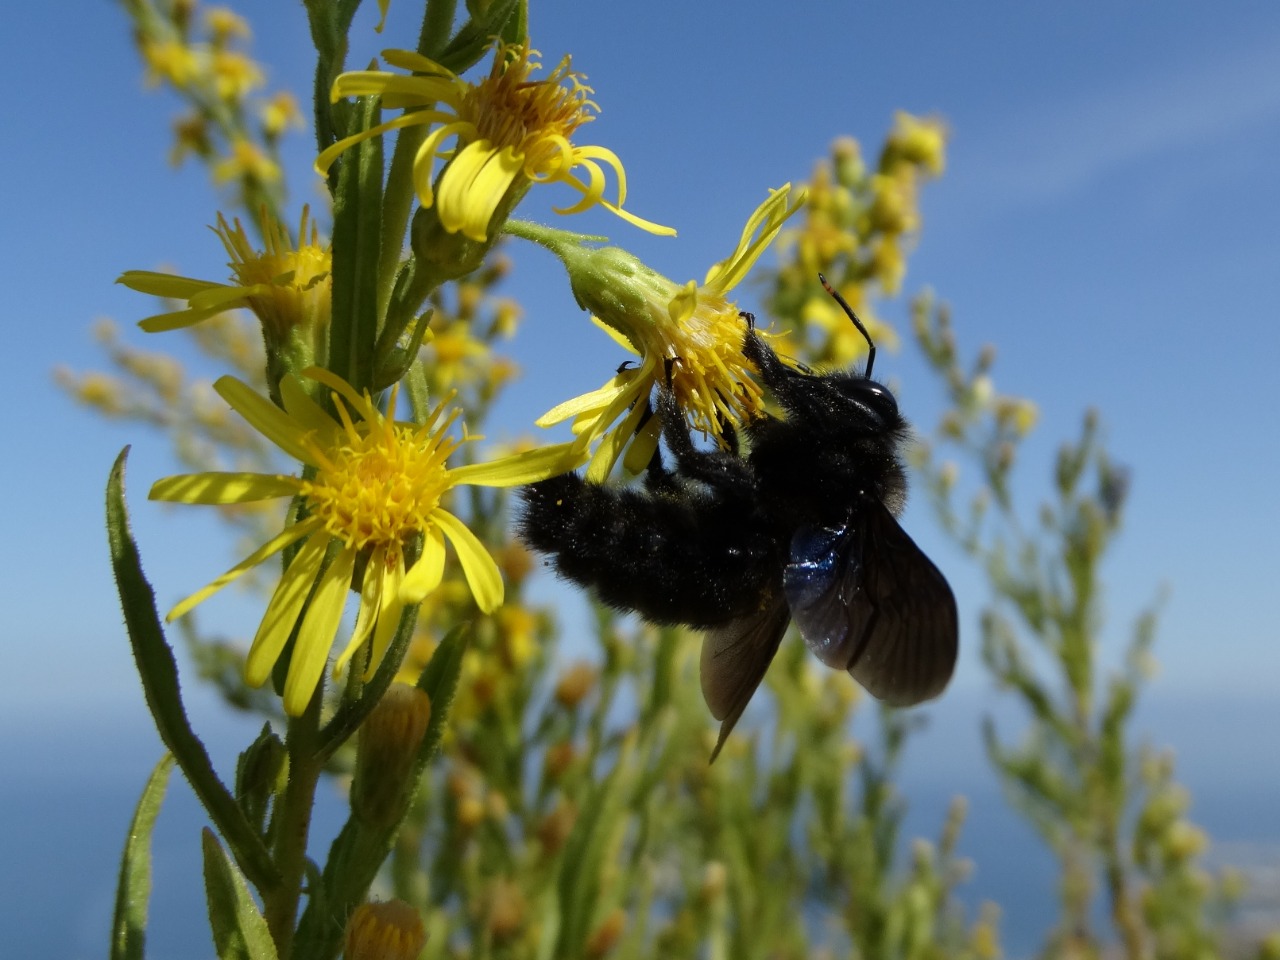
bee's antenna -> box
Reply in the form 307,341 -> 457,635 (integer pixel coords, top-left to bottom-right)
818,273 -> 876,378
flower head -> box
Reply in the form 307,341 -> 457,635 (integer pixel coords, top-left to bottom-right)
521,184 -> 805,480
150,368 -> 581,715
119,206 -> 330,340
316,42 -> 673,242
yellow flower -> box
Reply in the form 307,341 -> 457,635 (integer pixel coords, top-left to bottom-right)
315,42 -> 674,242
261,91 -> 303,138
141,38 -> 200,88
883,111 -> 947,177
150,367 -> 582,715
205,7 -> 252,45
344,900 -> 426,960
210,49 -> 264,102
213,138 -> 280,183
801,281 -> 898,367
119,206 -> 330,340
528,184 -> 806,480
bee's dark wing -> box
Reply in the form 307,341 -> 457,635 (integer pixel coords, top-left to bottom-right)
783,499 -> 957,706
699,582 -> 791,762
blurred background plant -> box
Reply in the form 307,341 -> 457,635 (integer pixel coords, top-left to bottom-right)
62,1 -> 1274,958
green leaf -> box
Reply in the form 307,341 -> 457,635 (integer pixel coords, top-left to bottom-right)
110,754 -> 174,960
415,622 -> 471,766
202,829 -> 280,960
554,737 -> 634,958
106,449 -> 279,891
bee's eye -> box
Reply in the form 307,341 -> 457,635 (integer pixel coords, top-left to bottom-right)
850,381 -> 899,422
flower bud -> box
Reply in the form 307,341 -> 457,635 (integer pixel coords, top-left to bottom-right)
351,684 -> 432,828
344,900 -> 426,960
554,661 -> 598,708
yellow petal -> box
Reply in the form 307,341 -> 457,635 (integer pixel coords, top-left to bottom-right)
167,519 -> 318,622
302,366 -> 378,423
400,525 -> 445,604
315,110 -> 445,175
535,367 -> 645,428
283,545 -> 356,715
434,510 -> 503,613
214,376 -> 316,465
150,472 -> 298,504
334,543 -> 387,678
280,374 -> 336,436
622,415 -> 663,474
590,314 -> 641,355
436,141 -> 521,242
449,442 -> 585,488
366,550 -> 407,679
244,531 -> 329,686
117,270 -> 225,298
585,384 -> 650,483
138,304 -> 244,333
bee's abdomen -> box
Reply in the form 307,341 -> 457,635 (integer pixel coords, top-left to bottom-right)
519,473 -> 775,627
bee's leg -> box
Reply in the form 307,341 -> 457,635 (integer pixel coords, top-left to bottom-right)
741,313 -> 804,388
717,412 -> 739,456
638,392 -> 678,493
654,385 -> 755,498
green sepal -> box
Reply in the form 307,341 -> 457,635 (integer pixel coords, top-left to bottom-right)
235,724 -> 288,838
202,829 -> 281,960
372,306 -> 434,392
110,754 -> 174,960
106,449 -> 280,892
414,621 -> 471,765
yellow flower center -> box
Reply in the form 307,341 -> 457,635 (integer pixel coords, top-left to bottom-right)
216,209 -> 332,338
458,45 -> 596,168
661,290 -> 766,442
300,399 -> 459,553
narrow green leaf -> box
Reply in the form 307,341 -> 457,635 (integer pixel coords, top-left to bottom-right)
434,0 -> 521,73
202,829 -> 280,960
110,754 -> 174,960
554,738 -> 634,958
106,449 -> 279,891
415,622 -> 471,766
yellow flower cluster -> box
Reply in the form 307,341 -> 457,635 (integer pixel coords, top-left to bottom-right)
775,112 -> 948,369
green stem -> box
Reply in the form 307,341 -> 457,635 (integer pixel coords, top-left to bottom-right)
264,692 -> 325,958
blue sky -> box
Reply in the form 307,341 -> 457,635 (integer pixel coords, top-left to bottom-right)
3,2 -> 1280,952
6,0 -> 1280,765
8,1 -> 1276,702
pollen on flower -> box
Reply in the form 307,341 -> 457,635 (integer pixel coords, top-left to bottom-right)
460,45 -> 598,159
299,390 -> 460,552
215,207 -> 331,340
662,292 -> 766,442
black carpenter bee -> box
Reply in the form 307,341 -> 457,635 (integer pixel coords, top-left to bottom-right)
520,276 -> 957,758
